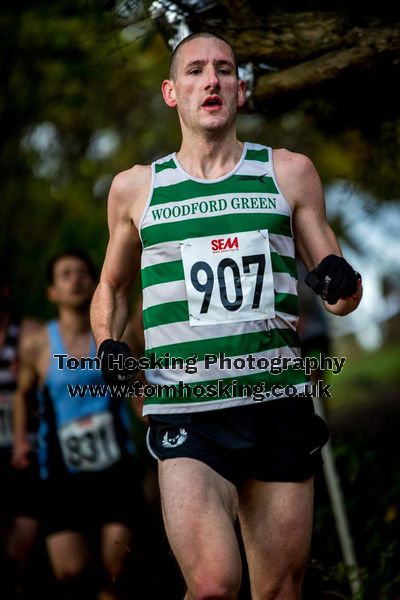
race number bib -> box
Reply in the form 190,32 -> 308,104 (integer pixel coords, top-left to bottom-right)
0,393 -> 13,448
58,411 -> 121,472
181,230 -> 276,326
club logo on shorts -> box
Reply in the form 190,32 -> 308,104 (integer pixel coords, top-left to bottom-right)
161,427 -> 188,448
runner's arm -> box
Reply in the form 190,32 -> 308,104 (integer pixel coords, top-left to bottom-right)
90,168 -> 144,347
12,331 -> 41,468
284,152 -> 362,316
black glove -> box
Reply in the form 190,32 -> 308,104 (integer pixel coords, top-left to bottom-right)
98,339 -> 138,386
305,255 -> 360,305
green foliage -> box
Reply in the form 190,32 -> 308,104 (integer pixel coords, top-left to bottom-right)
0,1 -> 178,318
326,342 -> 400,409
2,2 -> 399,320
310,341 -> 400,598
313,427 -> 400,598
1,4 -> 399,596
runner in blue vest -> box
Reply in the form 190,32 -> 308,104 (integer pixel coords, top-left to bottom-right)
91,33 -> 363,600
14,249 -> 142,600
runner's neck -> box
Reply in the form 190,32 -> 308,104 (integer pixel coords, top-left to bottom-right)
177,135 -> 243,180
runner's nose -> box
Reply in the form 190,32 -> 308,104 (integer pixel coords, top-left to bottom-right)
204,67 -> 220,91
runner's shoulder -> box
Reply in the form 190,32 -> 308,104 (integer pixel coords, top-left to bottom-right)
110,164 -> 152,207
19,324 -> 48,365
19,317 -> 43,338
273,148 -> 316,178
272,148 -> 322,208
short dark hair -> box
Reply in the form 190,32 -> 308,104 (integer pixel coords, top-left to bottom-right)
169,32 -> 239,81
46,248 -> 97,285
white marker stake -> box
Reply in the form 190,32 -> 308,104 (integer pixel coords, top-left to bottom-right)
313,396 -> 362,597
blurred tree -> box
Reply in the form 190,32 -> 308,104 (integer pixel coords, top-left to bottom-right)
149,0 -> 400,200
1,0 -> 399,318
0,0 -> 178,318
149,0 -> 400,105
1,4 -> 399,595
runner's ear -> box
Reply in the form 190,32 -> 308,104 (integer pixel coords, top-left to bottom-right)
238,79 -> 246,108
162,80 -> 177,108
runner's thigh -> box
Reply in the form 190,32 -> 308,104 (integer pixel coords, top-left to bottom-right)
100,522 -> 132,579
46,531 -> 91,581
158,457 -> 241,591
238,478 -> 314,599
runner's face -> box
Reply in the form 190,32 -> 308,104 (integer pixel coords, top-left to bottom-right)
164,38 -> 245,134
48,257 -> 95,309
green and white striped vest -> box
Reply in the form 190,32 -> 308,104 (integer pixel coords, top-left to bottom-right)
140,142 -> 308,414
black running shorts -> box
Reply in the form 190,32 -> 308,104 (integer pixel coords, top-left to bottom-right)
41,456 -> 144,536
147,398 -> 330,486
0,451 -> 42,521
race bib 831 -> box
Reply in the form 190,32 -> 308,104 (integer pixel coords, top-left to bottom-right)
58,411 -> 121,472
181,229 -> 276,326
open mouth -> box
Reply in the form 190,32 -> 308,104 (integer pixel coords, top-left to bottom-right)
202,96 -> 223,109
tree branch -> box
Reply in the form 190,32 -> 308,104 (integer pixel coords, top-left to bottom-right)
253,26 -> 400,104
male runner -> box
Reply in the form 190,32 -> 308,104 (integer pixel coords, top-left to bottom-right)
91,33 -> 362,600
0,269 -> 42,598
13,249 -> 142,600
